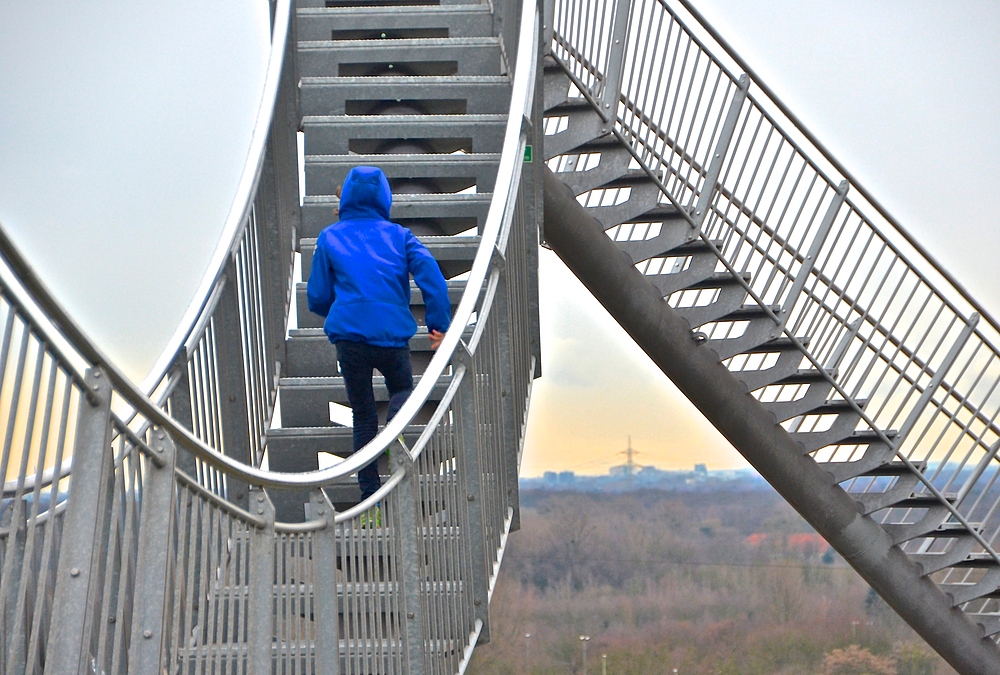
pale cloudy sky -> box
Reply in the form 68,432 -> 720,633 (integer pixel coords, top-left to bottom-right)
1,1 -> 997,476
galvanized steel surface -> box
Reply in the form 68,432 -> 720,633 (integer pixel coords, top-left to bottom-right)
546,0 -> 1000,668
0,0 -> 539,671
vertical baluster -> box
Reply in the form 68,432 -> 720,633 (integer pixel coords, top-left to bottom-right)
46,368 -> 113,675
127,429 -> 177,673
452,351 -> 491,644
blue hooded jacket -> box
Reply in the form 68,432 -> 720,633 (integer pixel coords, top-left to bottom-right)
307,166 -> 452,348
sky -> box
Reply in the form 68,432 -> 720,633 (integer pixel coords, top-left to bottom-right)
1,1 -> 998,477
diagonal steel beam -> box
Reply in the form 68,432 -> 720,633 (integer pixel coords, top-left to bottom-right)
542,166 -> 1000,675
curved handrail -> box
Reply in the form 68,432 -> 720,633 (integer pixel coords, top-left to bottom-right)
140,0 -> 293,397
0,0 -> 539,493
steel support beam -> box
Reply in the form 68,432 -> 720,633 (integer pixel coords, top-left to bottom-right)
542,166 -> 1000,675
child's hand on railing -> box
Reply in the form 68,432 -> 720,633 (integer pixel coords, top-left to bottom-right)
429,330 -> 445,350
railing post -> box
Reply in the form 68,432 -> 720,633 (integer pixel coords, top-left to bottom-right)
493,265 -> 523,532
215,262 -> 253,510
248,486 -> 275,675
309,489 -> 339,675
600,0 -> 632,132
166,353 -> 199,477
453,348 -> 491,643
892,314 -> 979,450
46,368 -> 113,675
127,428 -> 177,674
771,180 -> 849,338
254,144 -> 289,404
689,74 -> 749,237
392,455 -> 427,675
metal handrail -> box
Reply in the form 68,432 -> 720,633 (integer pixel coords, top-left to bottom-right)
672,0 -> 1000,338
549,0 -> 1000,570
139,0 -> 293,398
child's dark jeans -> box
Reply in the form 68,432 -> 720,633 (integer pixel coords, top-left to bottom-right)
335,340 -> 413,500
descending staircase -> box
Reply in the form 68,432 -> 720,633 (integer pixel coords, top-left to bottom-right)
542,0 -> 1000,673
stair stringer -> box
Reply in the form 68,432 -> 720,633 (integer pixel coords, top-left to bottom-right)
541,165 -> 1000,675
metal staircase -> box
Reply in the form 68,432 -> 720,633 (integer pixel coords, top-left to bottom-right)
3,0 -> 1000,673
0,0 -> 540,672
542,0 -> 1000,673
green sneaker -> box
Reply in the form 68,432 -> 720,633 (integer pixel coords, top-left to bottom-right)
360,505 -> 382,529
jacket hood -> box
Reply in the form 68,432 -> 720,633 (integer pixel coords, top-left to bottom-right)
338,166 -> 392,221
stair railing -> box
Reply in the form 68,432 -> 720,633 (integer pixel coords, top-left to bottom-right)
0,0 -> 539,670
550,0 -> 1000,617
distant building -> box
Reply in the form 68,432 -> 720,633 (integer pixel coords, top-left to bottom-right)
558,471 -> 576,483
694,463 -> 708,475
542,471 -> 558,484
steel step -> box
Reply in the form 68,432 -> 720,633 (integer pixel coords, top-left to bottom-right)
755,369 -> 837,423
268,426 -> 424,463
643,257 -> 731,299
725,338 -> 808,393
298,37 -> 503,78
302,192 -> 492,238
611,215 -> 695,266
285,329 -> 435,378
295,279 -> 466,329
279,374 -> 453,427
908,535 -> 978,575
582,180 -> 664,229
785,400 -> 867,453
297,5 -> 494,41
544,104 -> 605,158
940,571 -> 1000,606
884,517 -> 979,547
299,234 -> 480,278
286,325 -> 473,377
814,430 -> 899,482
304,153 -> 500,197
667,277 -> 751,332
698,305 -> 783,362
175,636 -> 464,668
302,113 -> 507,156
300,75 -> 511,117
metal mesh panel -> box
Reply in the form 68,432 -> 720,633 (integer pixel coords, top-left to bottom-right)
167,480 -> 257,674
0,288 -> 82,674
